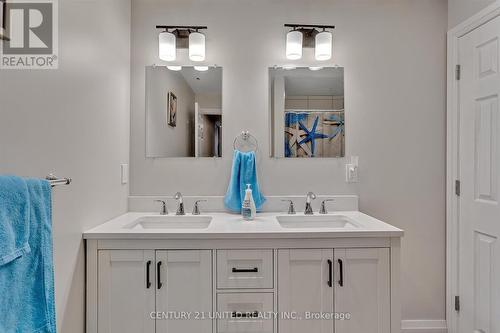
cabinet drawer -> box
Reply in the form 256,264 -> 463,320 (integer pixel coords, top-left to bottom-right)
217,250 -> 273,289
217,293 -> 274,333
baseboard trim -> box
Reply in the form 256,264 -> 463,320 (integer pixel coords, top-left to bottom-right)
401,320 -> 447,333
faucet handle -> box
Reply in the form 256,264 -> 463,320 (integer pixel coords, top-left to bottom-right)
192,200 -> 207,215
306,192 -> 317,202
319,199 -> 335,214
154,200 -> 168,215
281,200 -> 296,215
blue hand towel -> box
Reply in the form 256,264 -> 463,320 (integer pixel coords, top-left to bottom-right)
0,178 -> 57,333
0,175 -> 31,266
224,150 -> 266,212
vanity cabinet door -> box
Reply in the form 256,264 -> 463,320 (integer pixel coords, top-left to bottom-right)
278,249 -> 334,333
334,248 -> 390,333
155,250 -> 212,333
97,250 -> 155,333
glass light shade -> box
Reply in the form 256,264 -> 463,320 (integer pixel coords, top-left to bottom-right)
189,32 -> 206,62
167,65 -> 182,71
315,31 -> 332,61
286,30 -> 303,60
194,66 -> 209,72
159,31 -> 176,61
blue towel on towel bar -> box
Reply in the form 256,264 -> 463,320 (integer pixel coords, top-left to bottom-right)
0,178 -> 57,333
224,150 -> 266,213
0,175 -> 31,265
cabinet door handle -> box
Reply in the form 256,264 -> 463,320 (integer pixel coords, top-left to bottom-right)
327,259 -> 333,287
157,261 -> 163,289
338,259 -> 344,287
146,260 -> 152,289
232,267 -> 258,273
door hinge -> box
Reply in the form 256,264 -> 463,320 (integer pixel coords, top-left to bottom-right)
455,295 -> 460,312
456,64 -> 461,80
455,180 -> 461,196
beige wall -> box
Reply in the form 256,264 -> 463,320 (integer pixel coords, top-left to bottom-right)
130,0 -> 447,322
448,0 -> 496,28
0,0 -> 131,331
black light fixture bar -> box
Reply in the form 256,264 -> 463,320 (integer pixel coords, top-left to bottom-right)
284,24 -> 335,30
156,25 -> 207,31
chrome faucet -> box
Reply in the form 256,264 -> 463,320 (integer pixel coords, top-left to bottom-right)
319,199 -> 335,214
174,192 -> 185,215
304,192 -> 316,215
192,200 -> 207,215
281,199 -> 296,215
155,200 -> 168,215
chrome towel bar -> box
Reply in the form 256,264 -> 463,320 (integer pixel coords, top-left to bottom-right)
46,174 -> 71,187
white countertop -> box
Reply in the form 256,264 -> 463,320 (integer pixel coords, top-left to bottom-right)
83,211 -> 404,239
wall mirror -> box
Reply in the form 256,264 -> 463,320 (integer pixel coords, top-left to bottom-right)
269,67 -> 344,158
146,66 -> 222,158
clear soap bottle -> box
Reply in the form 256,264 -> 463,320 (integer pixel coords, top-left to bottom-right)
242,184 -> 256,221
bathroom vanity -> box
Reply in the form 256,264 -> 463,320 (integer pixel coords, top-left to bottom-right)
84,200 -> 403,333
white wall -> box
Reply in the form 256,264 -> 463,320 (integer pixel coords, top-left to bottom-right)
146,66 -> 195,157
448,0 -> 496,28
130,0 -> 447,323
0,0 -> 131,331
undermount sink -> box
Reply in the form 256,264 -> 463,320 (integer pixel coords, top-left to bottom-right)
125,215 -> 212,230
277,215 -> 360,229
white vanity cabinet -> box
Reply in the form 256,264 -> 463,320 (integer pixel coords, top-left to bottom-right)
277,248 -> 390,333
278,249 -> 334,333
95,249 -> 212,333
334,248 -> 390,333
85,211 -> 402,333
97,250 -> 156,333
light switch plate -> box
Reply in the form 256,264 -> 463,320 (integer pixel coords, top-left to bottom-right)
345,163 -> 358,183
121,164 -> 129,184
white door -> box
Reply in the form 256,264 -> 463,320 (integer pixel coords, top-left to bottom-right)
458,14 -> 500,333
97,250 -> 155,333
155,250 -> 212,333
277,249 -> 334,333
334,248 -> 390,333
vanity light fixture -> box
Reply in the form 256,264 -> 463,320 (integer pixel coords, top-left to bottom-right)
284,24 -> 335,61
166,65 -> 182,71
315,30 -> 332,60
158,31 -> 176,61
156,25 -> 207,62
194,65 -> 209,72
286,30 -> 303,60
189,31 -> 205,61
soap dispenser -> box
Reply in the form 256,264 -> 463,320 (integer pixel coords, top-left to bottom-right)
242,184 -> 256,221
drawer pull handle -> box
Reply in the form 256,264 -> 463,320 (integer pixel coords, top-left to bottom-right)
232,267 -> 258,273
231,311 -> 259,318
146,260 -> 152,289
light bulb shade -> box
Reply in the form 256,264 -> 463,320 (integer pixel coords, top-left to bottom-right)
189,32 -> 206,62
315,31 -> 332,61
194,66 -> 209,72
167,65 -> 182,71
286,30 -> 303,60
159,31 -> 176,61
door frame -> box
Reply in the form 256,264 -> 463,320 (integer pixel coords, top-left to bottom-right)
446,2 -> 500,333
